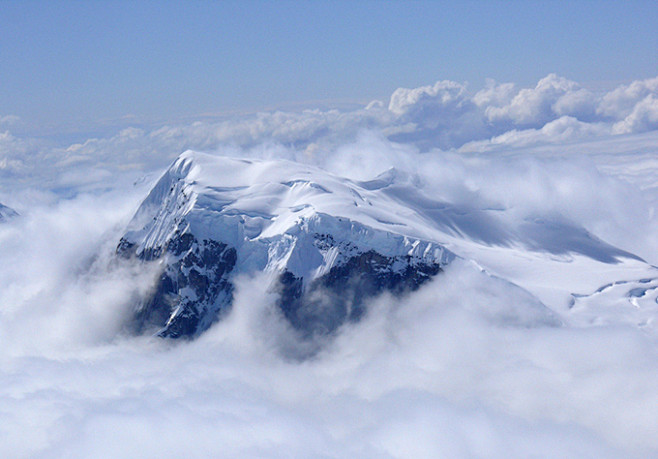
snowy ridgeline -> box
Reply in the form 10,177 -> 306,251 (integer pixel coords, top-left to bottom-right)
117,150 -> 658,340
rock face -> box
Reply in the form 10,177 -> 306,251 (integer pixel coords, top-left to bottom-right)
118,234 -> 237,338
117,151 -> 455,338
276,249 -> 442,337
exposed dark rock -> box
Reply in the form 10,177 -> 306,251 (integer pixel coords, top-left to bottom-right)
116,238 -> 136,258
121,231 -> 237,338
276,250 -> 442,337
119,230 -> 443,340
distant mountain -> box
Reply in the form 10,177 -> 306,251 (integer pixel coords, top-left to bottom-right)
0,203 -> 18,222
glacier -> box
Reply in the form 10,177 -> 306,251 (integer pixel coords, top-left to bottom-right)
3,134 -> 658,458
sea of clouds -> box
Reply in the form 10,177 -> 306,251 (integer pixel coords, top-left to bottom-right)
1,74 -> 658,457
2,73 -> 658,194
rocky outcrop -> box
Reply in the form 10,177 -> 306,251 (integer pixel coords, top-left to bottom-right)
276,249 -> 442,337
118,232 -> 237,338
118,225 -> 447,339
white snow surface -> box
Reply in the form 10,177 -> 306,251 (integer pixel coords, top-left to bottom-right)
123,150 -> 456,282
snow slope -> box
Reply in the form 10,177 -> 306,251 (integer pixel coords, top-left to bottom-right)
119,150 -> 658,340
119,151 -> 455,338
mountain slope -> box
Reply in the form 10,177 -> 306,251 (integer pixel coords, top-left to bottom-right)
118,151 -> 455,338
118,150 -> 656,340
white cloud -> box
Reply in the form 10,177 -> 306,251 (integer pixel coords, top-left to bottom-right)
0,192 -> 154,355
598,76 -> 658,119
0,256 -> 655,457
483,74 -> 597,127
388,80 -> 470,120
0,130 -> 31,173
1,111 -> 658,456
462,116 -> 611,150
473,79 -> 517,108
2,73 -> 658,198
612,94 -> 658,134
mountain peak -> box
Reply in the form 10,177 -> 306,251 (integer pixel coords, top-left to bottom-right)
118,151 -> 455,339
117,151 -> 646,341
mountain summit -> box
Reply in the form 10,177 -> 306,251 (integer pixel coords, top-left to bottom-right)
117,151 -> 455,338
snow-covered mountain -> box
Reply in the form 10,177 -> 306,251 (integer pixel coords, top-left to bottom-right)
117,151 -> 455,338
118,150 -> 658,340
0,203 -> 18,222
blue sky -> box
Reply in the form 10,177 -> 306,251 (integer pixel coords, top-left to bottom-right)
1,0 -> 657,137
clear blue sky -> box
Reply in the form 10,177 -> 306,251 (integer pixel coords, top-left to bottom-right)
1,0 -> 657,137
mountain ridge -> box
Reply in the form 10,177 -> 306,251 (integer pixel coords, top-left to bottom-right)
118,151 -> 456,338
117,150 -> 654,341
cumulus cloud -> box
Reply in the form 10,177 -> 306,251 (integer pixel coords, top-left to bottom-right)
598,76 -> 658,119
472,79 -> 517,108
386,80 -> 488,150
2,73 -> 658,198
388,80 -> 471,119
99,73 -> 658,155
483,74 -> 597,127
613,94 -> 658,134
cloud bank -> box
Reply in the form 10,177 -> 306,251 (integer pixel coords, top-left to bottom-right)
1,222 -> 656,457
2,74 -> 658,196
